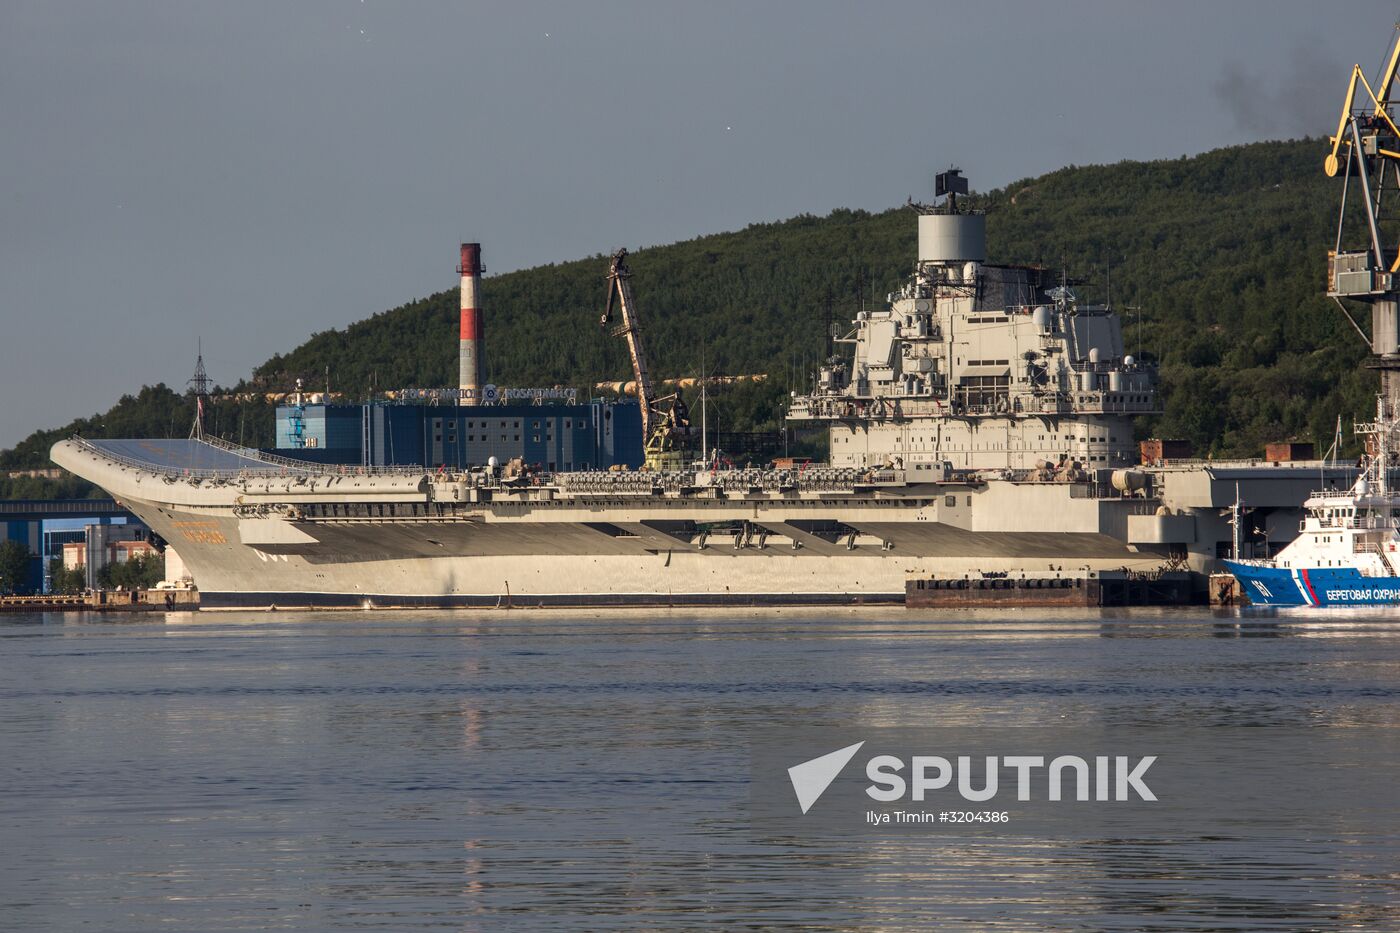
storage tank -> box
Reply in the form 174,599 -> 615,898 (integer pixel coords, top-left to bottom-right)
1108,370 -> 1123,392
918,213 -> 986,264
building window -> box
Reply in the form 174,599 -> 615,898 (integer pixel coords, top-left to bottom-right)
945,495 -> 956,507
954,374 -> 1009,407
532,421 -> 540,429
533,435 -> 540,442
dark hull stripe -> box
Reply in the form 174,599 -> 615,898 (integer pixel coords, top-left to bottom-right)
199,591 -> 905,610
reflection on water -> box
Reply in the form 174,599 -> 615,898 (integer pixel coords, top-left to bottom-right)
2,607 -> 1399,930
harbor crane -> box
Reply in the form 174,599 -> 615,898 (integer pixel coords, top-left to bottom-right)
601,248 -> 692,469
1325,23 -> 1400,428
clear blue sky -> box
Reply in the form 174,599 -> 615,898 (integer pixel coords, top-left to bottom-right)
2,0 -> 1395,446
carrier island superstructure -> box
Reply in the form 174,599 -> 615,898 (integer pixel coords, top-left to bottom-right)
50,174 -> 1357,608
787,178 -> 1155,473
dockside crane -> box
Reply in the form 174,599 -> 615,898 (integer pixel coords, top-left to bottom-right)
1325,24 -> 1400,429
601,249 -> 692,469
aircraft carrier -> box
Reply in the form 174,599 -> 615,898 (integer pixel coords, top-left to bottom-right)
50,171 -> 1356,608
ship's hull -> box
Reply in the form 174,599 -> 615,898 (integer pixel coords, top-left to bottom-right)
132,498 -> 1160,609
1224,560 -> 1400,607
50,438 -> 1219,609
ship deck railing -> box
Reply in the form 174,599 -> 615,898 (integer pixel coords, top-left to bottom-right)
1339,516 -> 1400,532
787,392 -> 1159,420
68,436 -> 924,493
1151,458 -> 1367,472
68,436 -> 430,482
556,466 -> 908,495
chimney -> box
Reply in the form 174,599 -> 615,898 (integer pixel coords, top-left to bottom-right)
458,243 -> 483,404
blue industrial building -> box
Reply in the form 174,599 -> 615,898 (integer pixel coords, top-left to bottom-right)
0,499 -> 140,594
274,399 -> 644,471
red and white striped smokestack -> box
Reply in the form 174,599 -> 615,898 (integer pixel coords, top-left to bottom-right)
458,243 -> 484,404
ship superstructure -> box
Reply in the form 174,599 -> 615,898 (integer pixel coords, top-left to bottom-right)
789,170 -> 1157,472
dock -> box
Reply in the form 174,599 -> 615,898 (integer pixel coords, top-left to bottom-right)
0,589 -> 200,613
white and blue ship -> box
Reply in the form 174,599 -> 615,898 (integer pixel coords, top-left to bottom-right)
1226,400 -> 1400,607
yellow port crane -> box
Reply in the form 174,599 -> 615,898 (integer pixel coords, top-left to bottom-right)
600,248 -> 692,470
1325,23 -> 1400,420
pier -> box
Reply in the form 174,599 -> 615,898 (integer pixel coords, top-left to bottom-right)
0,589 -> 199,613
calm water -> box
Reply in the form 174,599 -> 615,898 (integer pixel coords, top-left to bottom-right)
2,607 -> 1399,931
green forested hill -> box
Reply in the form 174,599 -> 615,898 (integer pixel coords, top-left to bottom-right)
1,137 -> 1378,490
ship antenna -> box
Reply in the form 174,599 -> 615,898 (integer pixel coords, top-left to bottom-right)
824,286 -> 834,359
1104,249 -> 1111,311
700,337 -> 708,465
1231,483 -> 1243,561
187,337 -> 211,441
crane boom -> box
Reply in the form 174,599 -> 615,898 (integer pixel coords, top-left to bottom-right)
599,249 -> 692,468
1378,27 -> 1400,110
1326,26 -> 1400,177
602,249 -> 657,440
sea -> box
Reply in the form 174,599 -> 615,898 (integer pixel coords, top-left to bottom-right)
2,606 -> 1398,932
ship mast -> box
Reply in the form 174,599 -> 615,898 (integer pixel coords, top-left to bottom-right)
187,338 -> 211,441
1355,395 -> 1392,499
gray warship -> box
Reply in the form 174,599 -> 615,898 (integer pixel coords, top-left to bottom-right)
51,172 -> 1350,608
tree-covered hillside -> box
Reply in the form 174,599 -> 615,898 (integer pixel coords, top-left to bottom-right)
1,137 -> 1379,488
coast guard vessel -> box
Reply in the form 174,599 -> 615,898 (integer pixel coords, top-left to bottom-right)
1226,401 -> 1400,607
